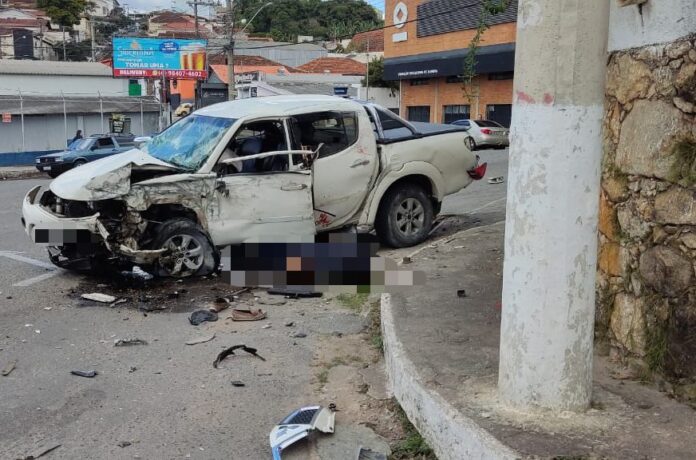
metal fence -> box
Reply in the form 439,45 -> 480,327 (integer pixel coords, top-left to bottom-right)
0,91 -> 161,160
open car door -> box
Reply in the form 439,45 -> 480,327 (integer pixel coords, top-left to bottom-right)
207,151 -> 315,245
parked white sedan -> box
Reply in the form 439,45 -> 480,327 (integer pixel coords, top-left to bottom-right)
451,119 -> 509,150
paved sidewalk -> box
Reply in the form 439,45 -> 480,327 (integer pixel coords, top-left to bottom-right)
383,222 -> 696,459
0,166 -> 43,181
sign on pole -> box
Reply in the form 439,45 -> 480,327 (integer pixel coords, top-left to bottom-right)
112,37 -> 208,80
2,113 -> 11,123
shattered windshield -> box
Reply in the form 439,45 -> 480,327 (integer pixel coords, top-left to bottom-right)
142,115 -> 236,171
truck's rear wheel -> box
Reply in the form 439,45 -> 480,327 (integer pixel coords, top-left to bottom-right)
376,183 -> 434,248
152,218 -> 218,278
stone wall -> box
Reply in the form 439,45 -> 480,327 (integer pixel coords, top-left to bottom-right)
597,34 -> 696,392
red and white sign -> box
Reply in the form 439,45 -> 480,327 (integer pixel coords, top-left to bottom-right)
113,69 -> 208,79
2,113 -> 11,123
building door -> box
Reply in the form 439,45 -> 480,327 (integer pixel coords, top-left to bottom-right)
443,105 -> 470,124
407,106 -> 431,123
486,104 -> 512,128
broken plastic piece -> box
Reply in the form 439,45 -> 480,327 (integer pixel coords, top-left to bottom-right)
457,289 -> 467,298
270,405 -> 335,460
357,447 -> 387,460
71,370 -> 97,378
114,337 -> 148,347
189,309 -> 218,326
213,344 -> 266,368
487,176 -> 504,184
81,293 -> 116,303
185,333 -> 216,346
2,360 -> 17,376
231,380 -> 246,387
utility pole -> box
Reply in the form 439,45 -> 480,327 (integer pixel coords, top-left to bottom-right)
90,20 -> 96,61
62,26 -> 66,60
498,0 -> 610,412
225,0 -> 238,101
365,38 -> 371,102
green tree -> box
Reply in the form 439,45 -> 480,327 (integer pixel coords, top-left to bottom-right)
363,58 -> 398,93
38,0 -> 94,27
52,40 -> 92,61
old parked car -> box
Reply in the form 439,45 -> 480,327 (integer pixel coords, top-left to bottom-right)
450,119 -> 509,150
35,134 -> 136,178
175,103 -> 193,117
22,96 -> 486,278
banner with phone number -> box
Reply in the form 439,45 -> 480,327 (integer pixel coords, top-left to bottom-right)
112,37 -> 208,80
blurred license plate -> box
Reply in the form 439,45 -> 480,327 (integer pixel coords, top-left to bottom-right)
42,166 -> 51,171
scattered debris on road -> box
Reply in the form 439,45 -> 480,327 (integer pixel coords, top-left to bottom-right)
43,307 -> 52,311
189,309 -> 218,326
19,442 -> 62,460
81,293 -> 116,303
401,257 -> 412,264
457,289 -> 467,298
487,176 -> 505,184
285,321 -> 295,327
267,288 -> 323,299
213,344 -> 266,369
117,441 -> 132,448
231,380 -> 246,387
110,298 -> 128,308
270,405 -> 335,459
230,307 -> 266,321
114,337 -> 148,347
256,296 -> 287,306
185,333 -> 216,346
2,360 -> 17,376
210,297 -> 231,313
291,331 -> 307,338
357,447 -> 387,460
70,369 -> 98,378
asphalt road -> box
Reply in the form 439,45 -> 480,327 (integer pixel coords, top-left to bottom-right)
0,148 -> 508,459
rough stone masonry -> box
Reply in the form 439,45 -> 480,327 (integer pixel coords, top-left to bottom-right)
598,33 -> 696,401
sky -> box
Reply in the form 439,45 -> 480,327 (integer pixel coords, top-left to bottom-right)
122,0 -> 384,15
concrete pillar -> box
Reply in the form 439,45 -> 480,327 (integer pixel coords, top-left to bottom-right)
498,0 -> 610,411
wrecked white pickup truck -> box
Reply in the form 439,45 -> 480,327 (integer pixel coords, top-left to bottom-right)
22,95 -> 486,277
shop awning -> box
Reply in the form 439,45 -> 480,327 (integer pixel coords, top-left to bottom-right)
384,43 -> 515,81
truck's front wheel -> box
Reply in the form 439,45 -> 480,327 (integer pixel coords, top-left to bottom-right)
376,183 -> 434,248
152,218 -> 218,278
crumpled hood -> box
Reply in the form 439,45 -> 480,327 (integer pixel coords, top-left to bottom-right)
50,148 -> 179,201
40,150 -> 72,159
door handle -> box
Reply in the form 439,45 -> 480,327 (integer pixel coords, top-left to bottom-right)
281,183 -> 308,191
351,159 -> 370,168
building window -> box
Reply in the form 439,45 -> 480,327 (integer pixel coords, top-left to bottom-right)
443,105 -> 470,124
446,75 -> 464,84
407,106 -> 431,123
486,104 -> 512,128
488,71 -> 514,80
409,79 -> 430,86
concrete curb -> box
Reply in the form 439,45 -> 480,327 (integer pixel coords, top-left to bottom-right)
382,290 -> 519,459
0,168 -> 44,181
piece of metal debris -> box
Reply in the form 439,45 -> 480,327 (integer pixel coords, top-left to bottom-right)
457,289 -> 467,298
291,331 -> 307,338
20,442 -> 61,460
285,321 -> 295,327
71,370 -> 98,378
117,441 -> 132,448
267,288 -> 323,299
189,309 -> 218,326
81,293 -> 117,303
2,360 -> 17,376
357,447 -> 387,460
185,333 -> 216,346
213,344 -> 266,369
114,337 -> 148,347
270,405 -> 335,460
43,307 -> 52,311
231,380 -> 246,387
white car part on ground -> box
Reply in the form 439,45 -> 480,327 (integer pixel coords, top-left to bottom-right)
269,405 -> 335,459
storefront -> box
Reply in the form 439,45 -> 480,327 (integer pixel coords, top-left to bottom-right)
384,0 -> 517,127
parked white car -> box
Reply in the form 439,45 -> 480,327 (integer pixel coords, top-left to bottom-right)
22,95 -> 486,277
451,119 -> 509,150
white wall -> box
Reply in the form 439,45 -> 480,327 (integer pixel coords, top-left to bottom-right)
0,75 -> 129,96
609,0 -> 696,51
356,86 -> 400,110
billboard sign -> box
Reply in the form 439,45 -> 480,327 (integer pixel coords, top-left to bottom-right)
113,37 -> 208,80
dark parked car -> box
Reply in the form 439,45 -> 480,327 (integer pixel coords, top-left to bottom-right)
35,134 -> 136,178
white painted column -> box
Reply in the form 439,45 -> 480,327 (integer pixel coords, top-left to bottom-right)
498,0 -> 610,411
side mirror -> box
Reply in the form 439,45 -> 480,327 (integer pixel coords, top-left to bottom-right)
134,136 -> 152,148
